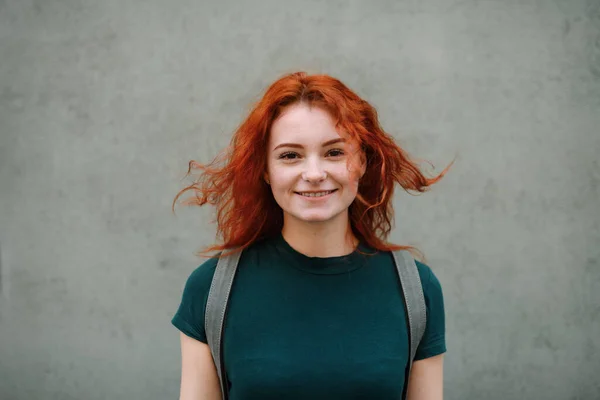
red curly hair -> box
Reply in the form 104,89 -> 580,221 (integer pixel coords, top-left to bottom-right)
173,71 -> 453,258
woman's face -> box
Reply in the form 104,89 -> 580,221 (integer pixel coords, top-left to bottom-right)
265,103 -> 365,226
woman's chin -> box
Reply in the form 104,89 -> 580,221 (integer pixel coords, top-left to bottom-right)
285,210 -> 342,225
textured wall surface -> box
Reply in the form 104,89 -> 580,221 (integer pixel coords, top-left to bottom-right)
1,0 -> 599,399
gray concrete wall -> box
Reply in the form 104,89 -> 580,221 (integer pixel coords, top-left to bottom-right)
1,0 -> 599,399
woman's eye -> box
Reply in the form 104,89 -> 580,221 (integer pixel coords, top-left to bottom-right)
279,152 -> 299,160
327,149 -> 345,157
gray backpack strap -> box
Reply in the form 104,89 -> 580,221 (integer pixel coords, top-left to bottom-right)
391,250 -> 427,397
205,250 -> 242,400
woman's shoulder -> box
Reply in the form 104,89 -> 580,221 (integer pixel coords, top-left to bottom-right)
182,242 -> 267,288
382,251 -> 443,294
181,256 -> 220,292
381,251 -> 439,285
413,258 -> 443,296
413,259 -> 434,281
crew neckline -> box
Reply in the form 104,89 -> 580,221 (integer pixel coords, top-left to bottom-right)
271,232 -> 370,275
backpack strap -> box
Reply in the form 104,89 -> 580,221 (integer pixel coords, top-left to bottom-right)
391,250 -> 427,400
205,250 -> 242,400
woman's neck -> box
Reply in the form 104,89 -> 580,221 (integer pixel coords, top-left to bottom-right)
281,213 -> 358,258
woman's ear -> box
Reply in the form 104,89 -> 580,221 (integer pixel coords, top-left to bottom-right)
264,172 -> 270,185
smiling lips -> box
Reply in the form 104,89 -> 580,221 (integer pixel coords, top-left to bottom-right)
295,189 -> 337,198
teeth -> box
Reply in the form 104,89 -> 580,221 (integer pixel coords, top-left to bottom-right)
299,190 -> 333,197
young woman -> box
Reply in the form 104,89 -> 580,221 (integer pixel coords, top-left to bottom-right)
171,71 -> 452,400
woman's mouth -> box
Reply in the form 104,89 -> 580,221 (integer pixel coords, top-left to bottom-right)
295,189 -> 337,198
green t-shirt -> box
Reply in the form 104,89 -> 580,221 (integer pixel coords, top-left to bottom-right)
172,233 -> 446,399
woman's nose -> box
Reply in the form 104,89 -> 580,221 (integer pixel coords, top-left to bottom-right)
301,159 -> 327,182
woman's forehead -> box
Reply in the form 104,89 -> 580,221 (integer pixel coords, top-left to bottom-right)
269,104 -> 358,147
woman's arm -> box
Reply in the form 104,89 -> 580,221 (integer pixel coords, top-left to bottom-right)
178,332 -> 222,400
406,354 -> 444,400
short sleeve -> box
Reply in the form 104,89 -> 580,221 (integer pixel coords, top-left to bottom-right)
413,260 -> 446,360
171,257 -> 219,343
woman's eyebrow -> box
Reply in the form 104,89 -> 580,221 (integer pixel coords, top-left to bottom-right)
273,138 -> 346,151
322,138 -> 346,146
